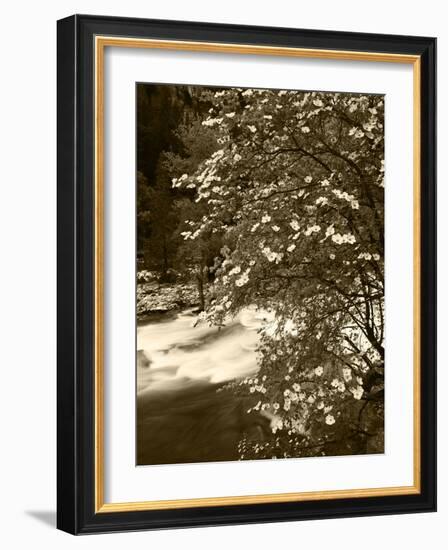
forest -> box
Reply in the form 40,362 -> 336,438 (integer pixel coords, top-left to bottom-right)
136,83 -> 385,464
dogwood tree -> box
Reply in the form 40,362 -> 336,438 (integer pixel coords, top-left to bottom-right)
162,117 -> 222,308
174,87 -> 385,457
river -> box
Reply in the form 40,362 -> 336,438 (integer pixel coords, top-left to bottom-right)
136,307 -> 274,465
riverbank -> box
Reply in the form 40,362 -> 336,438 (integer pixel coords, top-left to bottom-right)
137,270 -> 199,320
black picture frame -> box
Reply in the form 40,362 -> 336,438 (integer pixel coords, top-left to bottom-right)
57,14 -> 436,534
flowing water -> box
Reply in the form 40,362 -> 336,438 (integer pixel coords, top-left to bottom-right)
136,307 -> 273,465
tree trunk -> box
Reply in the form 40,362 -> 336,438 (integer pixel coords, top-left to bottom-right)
161,234 -> 168,279
197,273 -> 205,312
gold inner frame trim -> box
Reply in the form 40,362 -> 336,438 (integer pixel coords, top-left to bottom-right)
94,35 -> 422,513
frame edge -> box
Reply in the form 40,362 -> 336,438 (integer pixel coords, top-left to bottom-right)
57,14 -> 79,535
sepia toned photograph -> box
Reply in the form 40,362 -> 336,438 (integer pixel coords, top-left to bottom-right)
136,83 -> 385,466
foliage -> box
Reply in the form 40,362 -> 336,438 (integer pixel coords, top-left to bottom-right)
141,168 -> 179,280
174,87 -> 385,457
161,118 -> 222,308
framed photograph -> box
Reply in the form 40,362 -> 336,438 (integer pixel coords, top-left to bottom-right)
57,14 -> 436,534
